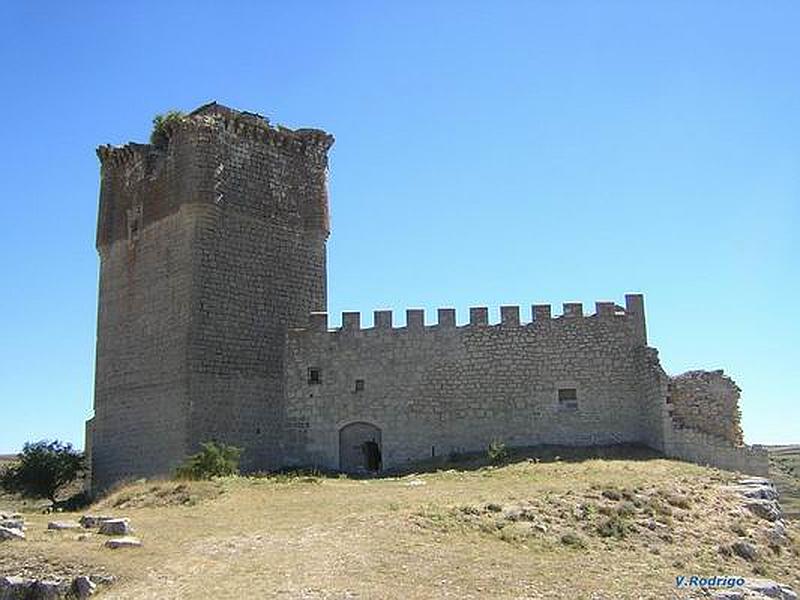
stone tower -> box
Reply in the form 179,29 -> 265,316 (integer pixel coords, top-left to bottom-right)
87,102 -> 334,490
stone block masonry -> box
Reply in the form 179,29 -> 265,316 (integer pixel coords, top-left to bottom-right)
87,102 -> 767,490
89,103 -> 332,490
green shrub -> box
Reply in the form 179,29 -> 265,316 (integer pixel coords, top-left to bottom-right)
150,110 -> 185,146
601,488 -> 622,501
487,440 -> 509,465
0,440 -> 84,503
176,441 -> 242,480
597,514 -> 630,539
616,500 -> 637,518
560,531 -> 586,548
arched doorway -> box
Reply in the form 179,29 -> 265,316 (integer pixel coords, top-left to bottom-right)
339,421 -> 382,473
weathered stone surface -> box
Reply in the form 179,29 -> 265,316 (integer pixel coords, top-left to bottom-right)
0,525 -> 25,541
47,521 -> 81,530
765,520 -> 790,546
729,484 -> 779,501
731,540 -> 758,561
745,500 -> 782,522
733,579 -> 798,600
104,536 -> 142,549
98,518 -> 131,536
739,478 -> 771,487
29,580 -> 70,599
0,519 -> 24,531
71,576 -> 96,598
79,515 -> 114,529
0,576 -> 33,599
668,370 -> 744,445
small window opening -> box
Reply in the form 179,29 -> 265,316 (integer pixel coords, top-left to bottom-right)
354,379 -> 365,392
558,388 -> 578,411
308,368 -> 322,385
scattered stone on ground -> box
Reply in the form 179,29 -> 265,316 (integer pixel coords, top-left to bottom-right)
0,573 -> 107,599
0,525 -> 25,541
47,521 -> 81,530
104,536 -> 142,549
745,499 -> 782,522
711,578 -> 798,600
730,540 -> 758,561
79,515 -> 114,529
727,479 -> 784,522
72,575 -> 97,598
98,518 -> 132,536
0,518 -> 24,531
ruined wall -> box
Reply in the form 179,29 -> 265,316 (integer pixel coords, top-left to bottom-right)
90,104 -> 333,489
634,351 -> 768,476
284,296 -> 651,471
667,370 -> 744,445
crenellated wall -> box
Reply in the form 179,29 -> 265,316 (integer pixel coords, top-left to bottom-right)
283,295 -> 654,470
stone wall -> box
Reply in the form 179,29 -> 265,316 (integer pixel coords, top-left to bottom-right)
668,370 -> 744,445
284,296 -> 651,471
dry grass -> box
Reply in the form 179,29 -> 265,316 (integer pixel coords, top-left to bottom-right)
1,456 -> 798,599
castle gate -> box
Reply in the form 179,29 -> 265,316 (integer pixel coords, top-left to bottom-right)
339,422 -> 382,473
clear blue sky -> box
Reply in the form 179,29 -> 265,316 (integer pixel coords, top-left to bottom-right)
0,2 -> 797,452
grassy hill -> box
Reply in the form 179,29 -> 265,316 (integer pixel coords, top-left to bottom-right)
1,447 -> 798,599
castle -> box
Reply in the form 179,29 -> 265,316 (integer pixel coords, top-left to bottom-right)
85,102 -> 768,491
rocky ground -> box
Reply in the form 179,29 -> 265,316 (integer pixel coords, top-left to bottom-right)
0,450 -> 798,599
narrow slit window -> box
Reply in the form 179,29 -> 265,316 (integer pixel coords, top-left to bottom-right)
354,379 -> 365,392
558,388 -> 578,411
308,368 -> 322,385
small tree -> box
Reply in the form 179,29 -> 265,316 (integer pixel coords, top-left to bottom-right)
176,441 -> 242,480
0,440 -> 84,503
150,110 -> 184,146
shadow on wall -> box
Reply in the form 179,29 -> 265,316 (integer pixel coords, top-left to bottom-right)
383,442 -> 664,477
274,443 -> 670,480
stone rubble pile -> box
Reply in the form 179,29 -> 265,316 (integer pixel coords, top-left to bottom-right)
712,478 -> 797,600
712,578 -> 798,600
0,574 -> 106,599
79,514 -> 141,550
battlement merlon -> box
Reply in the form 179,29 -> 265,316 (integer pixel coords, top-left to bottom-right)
293,295 -> 647,343
94,102 -> 335,249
